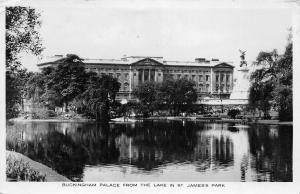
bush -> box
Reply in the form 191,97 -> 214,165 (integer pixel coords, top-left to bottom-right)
47,110 -> 56,117
227,109 -> 241,119
6,156 -> 46,182
31,109 -> 57,119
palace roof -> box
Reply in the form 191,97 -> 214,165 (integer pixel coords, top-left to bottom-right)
37,55 -> 234,68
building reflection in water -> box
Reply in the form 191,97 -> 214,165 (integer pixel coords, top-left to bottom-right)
6,121 -> 292,182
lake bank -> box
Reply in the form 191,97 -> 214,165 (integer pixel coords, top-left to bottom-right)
6,151 -> 71,182
9,116 -> 292,125
145,116 -> 293,125
9,117 -> 95,123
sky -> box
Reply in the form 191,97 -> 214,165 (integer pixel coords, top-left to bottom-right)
10,0 -> 294,71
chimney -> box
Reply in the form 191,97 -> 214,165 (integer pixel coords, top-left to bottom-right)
195,58 -> 206,62
54,55 -> 63,57
121,54 -> 128,61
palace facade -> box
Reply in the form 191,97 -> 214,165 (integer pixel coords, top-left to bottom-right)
38,55 -> 235,102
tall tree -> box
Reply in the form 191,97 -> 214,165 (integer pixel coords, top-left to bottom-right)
133,81 -> 160,116
6,6 -> 43,70
273,43 -> 293,121
76,75 -> 121,121
43,54 -> 91,111
248,37 -> 292,121
6,6 -> 43,119
159,78 -> 198,115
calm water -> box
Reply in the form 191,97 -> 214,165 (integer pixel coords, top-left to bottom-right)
6,120 -> 292,182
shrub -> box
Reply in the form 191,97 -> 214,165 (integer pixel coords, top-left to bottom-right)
227,109 -> 241,119
47,110 -> 56,117
31,109 -> 57,119
6,156 -> 46,182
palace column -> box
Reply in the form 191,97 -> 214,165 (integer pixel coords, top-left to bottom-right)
231,72 -> 234,91
129,66 -> 132,99
218,71 -> 221,93
210,68 -> 213,93
225,72 -> 228,91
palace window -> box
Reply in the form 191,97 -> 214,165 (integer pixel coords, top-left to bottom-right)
150,69 -> 155,81
221,74 -> 224,82
220,84 -> 224,92
192,75 -> 196,81
216,75 -> 219,82
199,84 -> 203,92
226,84 -> 230,91
216,84 -> 219,91
199,75 -> 203,81
116,73 -> 121,79
144,70 -> 149,81
206,84 -> 209,92
138,70 -> 143,82
124,73 -> 129,80
206,75 -> 210,82
124,82 -> 129,91
226,75 -> 230,82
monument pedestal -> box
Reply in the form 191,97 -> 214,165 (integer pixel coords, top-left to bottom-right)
230,66 -> 250,100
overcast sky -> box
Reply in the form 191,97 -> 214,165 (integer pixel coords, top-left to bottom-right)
12,0 -> 293,71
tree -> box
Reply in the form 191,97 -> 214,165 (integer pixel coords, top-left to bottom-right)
227,109 -> 240,119
43,54 -> 92,111
273,43 -> 293,121
248,48 -> 278,119
133,81 -> 160,116
159,78 -> 198,115
6,6 -> 43,119
248,36 -> 292,121
25,54 -> 121,121
76,75 -> 121,121
26,73 -> 45,102
248,81 -> 274,118
132,78 -> 198,116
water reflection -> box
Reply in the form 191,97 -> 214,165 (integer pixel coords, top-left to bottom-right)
6,121 -> 292,182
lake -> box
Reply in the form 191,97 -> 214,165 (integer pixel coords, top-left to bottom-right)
6,120 -> 292,182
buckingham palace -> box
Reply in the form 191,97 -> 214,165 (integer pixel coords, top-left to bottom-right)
38,55 -> 235,102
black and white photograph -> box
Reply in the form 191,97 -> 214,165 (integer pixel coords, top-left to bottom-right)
1,0 -> 299,192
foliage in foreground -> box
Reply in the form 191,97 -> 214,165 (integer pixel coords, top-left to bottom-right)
6,155 -> 46,182
6,6 -> 43,119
